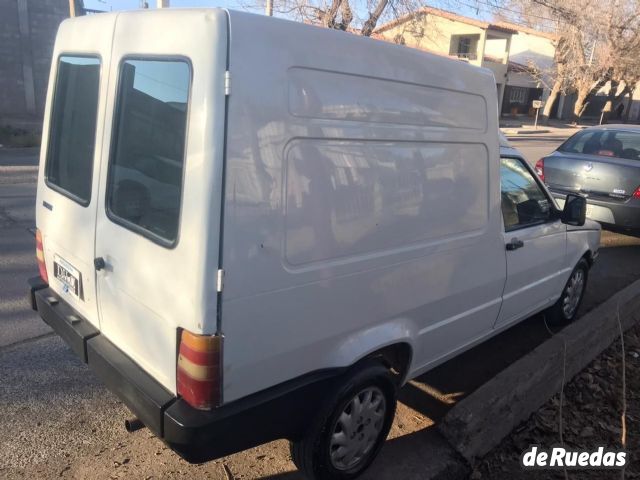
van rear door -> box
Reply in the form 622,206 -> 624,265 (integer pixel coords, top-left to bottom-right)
93,10 -> 229,393
36,15 -> 118,328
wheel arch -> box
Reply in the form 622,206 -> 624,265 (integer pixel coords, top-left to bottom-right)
358,342 -> 413,386
581,249 -> 595,267
323,319 -> 417,388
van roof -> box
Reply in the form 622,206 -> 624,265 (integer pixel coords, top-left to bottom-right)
62,8 -> 499,82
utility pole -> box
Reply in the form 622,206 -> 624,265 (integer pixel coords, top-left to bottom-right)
68,0 -> 77,17
265,0 -> 273,16
157,0 -> 170,7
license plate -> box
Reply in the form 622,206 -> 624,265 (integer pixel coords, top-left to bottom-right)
53,254 -> 84,301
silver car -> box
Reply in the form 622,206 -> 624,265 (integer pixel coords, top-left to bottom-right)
537,125 -> 640,234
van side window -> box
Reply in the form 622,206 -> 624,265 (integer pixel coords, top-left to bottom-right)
46,56 -> 100,205
107,59 -> 190,246
500,157 -> 551,231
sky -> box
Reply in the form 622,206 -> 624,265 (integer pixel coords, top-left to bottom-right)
84,0 -> 255,12
83,0 -> 491,21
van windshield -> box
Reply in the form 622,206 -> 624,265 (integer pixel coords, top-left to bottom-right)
107,59 -> 191,246
46,56 -> 100,205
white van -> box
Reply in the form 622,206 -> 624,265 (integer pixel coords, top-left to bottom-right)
29,8 -> 600,479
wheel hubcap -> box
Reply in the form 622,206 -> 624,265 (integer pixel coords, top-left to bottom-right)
329,386 -> 387,471
563,269 -> 585,318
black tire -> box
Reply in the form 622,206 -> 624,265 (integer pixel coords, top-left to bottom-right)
290,361 -> 397,480
546,258 -> 589,324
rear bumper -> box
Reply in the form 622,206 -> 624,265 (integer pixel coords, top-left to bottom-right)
551,192 -> 640,231
29,277 -> 338,462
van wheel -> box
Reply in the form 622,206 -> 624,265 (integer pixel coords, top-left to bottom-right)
546,258 -> 589,324
290,362 -> 397,480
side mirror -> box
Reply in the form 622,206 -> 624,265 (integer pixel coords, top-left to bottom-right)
561,193 -> 587,226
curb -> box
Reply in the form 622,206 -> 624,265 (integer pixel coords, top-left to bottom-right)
0,166 -> 38,185
501,128 -> 550,135
364,430 -> 471,480
438,276 -> 640,463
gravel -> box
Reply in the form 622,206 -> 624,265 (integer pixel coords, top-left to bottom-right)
473,322 -> 640,479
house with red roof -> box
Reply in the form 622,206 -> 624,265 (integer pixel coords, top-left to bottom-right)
375,7 -> 559,119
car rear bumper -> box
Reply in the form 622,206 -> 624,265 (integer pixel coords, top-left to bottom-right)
29,277 -> 338,463
552,192 -> 640,231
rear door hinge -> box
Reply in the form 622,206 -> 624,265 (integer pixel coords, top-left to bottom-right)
224,71 -> 231,96
216,269 -> 225,293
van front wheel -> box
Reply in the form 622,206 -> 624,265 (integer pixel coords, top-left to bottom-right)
546,258 -> 589,324
290,362 -> 397,480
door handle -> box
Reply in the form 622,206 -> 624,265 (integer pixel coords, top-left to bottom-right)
506,238 -> 524,251
94,257 -> 106,271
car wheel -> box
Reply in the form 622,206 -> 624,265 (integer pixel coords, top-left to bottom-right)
547,258 -> 589,324
290,361 -> 397,480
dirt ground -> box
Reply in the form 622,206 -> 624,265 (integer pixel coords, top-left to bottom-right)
2,230 -> 639,480
474,322 -> 640,480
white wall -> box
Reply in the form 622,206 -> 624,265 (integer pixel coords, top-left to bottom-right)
485,30 -> 555,91
379,14 -> 487,67
507,31 -> 555,70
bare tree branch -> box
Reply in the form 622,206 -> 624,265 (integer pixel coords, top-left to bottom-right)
492,0 -> 640,123
361,0 -> 390,36
339,0 -> 354,30
323,0 -> 342,28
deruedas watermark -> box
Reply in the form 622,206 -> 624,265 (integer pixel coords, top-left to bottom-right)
521,445 -> 627,469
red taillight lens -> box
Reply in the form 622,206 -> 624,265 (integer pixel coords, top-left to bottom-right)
177,330 -> 222,410
35,229 -> 48,283
535,158 -> 545,182
634,186 -> 640,198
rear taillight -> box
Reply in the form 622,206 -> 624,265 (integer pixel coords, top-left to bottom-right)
35,229 -> 48,283
634,186 -> 640,198
535,158 -> 545,182
177,330 -> 222,410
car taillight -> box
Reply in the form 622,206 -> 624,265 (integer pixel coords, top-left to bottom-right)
177,330 -> 222,410
535,158 -> 545,182
35,229 -> 48,283
634,186 -> 640,198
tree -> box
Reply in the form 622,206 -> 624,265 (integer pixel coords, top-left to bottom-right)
243,0 -> 428,36
490,0 -> 564,124
522,37 -> 569,125
598,1 -> 640,122
488,0 -> 640,123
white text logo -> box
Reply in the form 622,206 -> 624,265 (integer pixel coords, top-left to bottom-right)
521,446 -> 627,469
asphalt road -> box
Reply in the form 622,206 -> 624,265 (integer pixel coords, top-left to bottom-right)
507,133 -> 566,165
1,138 -> 639,480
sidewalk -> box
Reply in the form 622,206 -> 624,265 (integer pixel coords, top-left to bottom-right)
500,117 -> 589,137
0,146 -> 40,167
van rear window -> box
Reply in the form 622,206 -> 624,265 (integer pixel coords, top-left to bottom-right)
107,59 -> 191,246
46,56 -> 100,205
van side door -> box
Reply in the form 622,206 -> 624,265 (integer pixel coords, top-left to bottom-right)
496,155 -> 568,327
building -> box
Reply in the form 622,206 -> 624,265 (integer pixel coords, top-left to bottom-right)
375,7 -> 517,114
490,21 -> 557,117
0,0 -> 69,130
375,8 -> 558,118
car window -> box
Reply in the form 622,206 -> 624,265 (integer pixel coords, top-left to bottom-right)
45,56 -> 100,205
613,132 -> 640,159
501,157 -> 552,231
558,130 -> 597,155
107,59 -> 190,246
559,129 -> 640,160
